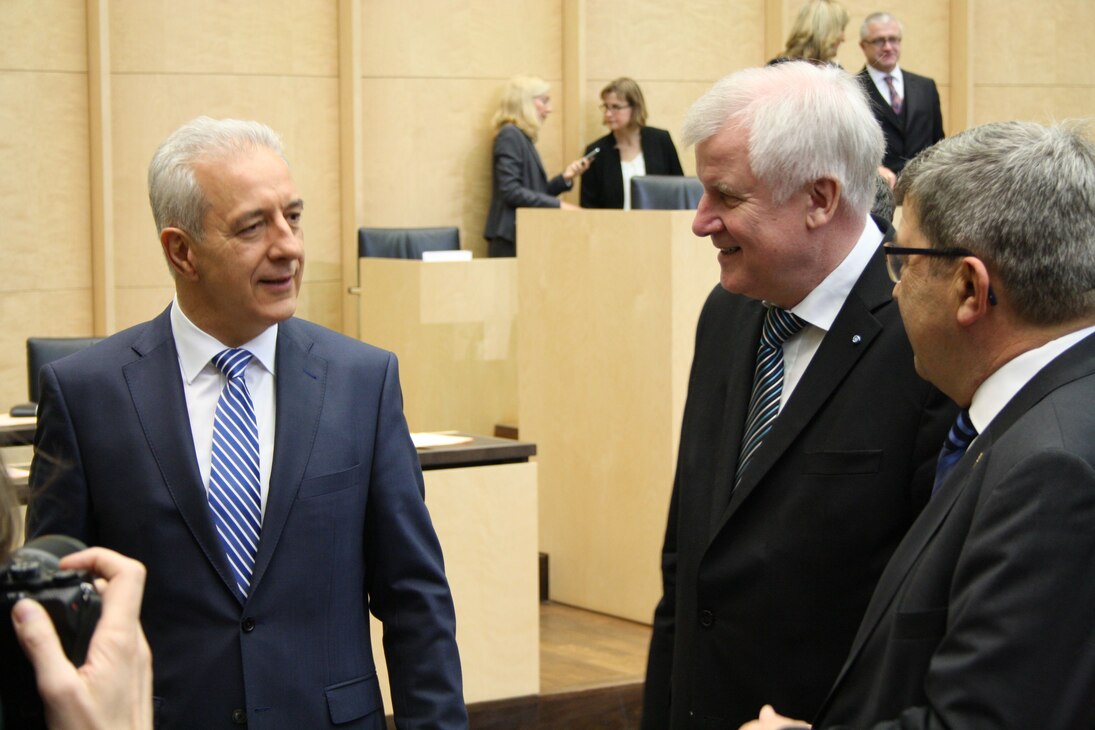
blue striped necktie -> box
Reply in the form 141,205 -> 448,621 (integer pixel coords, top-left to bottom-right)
932,409 -> 977,495
208,348 -> 261,597
736,307 -> 806,488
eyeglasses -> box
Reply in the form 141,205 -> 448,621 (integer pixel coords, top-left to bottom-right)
865,36 -> 902,48
599,103 -> 631,113
883,244 -> 973,284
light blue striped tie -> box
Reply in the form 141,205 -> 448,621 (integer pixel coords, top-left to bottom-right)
735,307 -> 806,488
209,348 -> 261,597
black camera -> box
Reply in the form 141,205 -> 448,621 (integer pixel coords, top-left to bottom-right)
0,535 -> 102,729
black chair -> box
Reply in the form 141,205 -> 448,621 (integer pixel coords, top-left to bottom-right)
630,175 -> 704,210
10,337 -> 104,416
357,226 -> 461,259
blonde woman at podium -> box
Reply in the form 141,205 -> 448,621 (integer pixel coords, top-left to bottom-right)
483,75 -> 591,257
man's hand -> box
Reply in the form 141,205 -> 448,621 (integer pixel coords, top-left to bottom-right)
739,704 -> 811,730
11,547 -> 153,730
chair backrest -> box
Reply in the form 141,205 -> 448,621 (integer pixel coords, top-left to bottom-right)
26,337 -> 103,403
357,226 -> 461,259
630,175 -> 705,210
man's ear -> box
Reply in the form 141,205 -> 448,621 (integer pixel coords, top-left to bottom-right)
161,228 -> 198,280
805,177 -> 840,229
955,256 -> 994,327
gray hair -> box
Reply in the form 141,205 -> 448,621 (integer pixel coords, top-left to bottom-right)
682,62 -> 883,216
896,120 -> 1095,325
860,12 -> 903,41
148,117 -> 285,242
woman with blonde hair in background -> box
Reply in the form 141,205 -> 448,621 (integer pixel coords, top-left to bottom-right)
772,0 -> 850,65
580,77 -> 684,210
483,75 -> 591,257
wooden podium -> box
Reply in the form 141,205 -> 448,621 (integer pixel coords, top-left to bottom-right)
358,258 -> 518,435
517,209 -> 717,623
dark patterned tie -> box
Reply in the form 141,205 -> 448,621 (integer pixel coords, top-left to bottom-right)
932,409 -> 977,495
884,75 -> 903,114
736,307 -> 806,488
208,348 -> 262,597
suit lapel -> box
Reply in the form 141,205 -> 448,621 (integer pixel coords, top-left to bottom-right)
819,331 -> 1095,711
859,68 -> 904,131
248,319 -> 326,593
124,309 -> 240,599
722,250 -> 892,520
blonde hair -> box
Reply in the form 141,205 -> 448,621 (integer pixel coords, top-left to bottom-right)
492,75 -> 550,141
600,77 -> 648,128
782,0 -> 849,63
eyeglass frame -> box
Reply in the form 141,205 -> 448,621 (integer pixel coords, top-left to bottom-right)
599,103 -> 631,113
865,35 -> 902,48
883,244 -> 997,304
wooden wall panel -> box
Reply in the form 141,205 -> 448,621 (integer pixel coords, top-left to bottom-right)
0,1 -> 91,408
359,0 -> 564,259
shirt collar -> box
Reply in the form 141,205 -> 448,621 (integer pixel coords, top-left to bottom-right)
788,213 -> 882,333
170,297 -> 279,384
969,325 -> 1095,433
866,64 -> 902,84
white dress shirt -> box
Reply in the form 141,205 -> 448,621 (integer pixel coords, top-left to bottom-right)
866,64 -> 904,108
621,152 -> 647,210
778,213 -> 884,409
968,324 -> 1095,437
170,299 -> 278,517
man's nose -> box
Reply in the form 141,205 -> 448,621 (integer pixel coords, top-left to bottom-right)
692,195 -> 723,237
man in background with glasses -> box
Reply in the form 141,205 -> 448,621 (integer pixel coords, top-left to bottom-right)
743,120 -> 1095,730
857,12 -> 945,183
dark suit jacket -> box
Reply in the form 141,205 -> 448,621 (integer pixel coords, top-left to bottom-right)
579,126 -> 684,209
813,332 -> 1095,729
482,123 -> 569,251
640,235 -> 956,729
27,309 -> 467,730
858,68 -> 944,175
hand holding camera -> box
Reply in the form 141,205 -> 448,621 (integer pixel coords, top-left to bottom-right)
3,540 -> 152,730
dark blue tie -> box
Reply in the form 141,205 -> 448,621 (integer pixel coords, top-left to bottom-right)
932,409 -> 977,495
208,348 -> 262,597
736,306 -> 806,488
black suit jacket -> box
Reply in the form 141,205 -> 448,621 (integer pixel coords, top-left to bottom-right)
27,310 -> 466,729
483,123 -> 569,248
813,332 -> 1095,729
640,230 -> 956,729
858,68 -> 944,175
579,126 -> 684,209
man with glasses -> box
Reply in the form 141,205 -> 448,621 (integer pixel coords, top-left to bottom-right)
742,120 -> 1095,730
857,12 -> 944,181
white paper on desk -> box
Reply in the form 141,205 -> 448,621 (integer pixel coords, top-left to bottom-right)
421,250 -> 472,262
411,432 -> 474,448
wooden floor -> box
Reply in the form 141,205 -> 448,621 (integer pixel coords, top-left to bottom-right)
539,601 -> 651,693
463,602 -> 652,729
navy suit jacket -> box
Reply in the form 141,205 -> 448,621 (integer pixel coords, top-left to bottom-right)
813,332 -> 1095,729
482,123 -> 569,248
858,68 -> 944,175
579,126 -> 684,209
640,231 -> 956,729
27,309 -> 467,730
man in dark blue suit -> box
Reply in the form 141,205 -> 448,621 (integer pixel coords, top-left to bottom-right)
26,117 -> 467,729
857,13 -> 945,180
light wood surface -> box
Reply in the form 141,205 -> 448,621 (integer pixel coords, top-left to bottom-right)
358,258 -> 518,435
517,209 -> 716,623
371,461 -> 540,706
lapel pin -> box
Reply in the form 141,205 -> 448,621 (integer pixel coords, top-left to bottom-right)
851,334 -> 862,344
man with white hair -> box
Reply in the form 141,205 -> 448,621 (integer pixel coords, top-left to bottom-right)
640,62 -> 954,729
858,12 -> 945,180
743,119 -> 1095,730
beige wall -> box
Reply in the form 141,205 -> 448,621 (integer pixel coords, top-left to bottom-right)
1,0 -> 1091,408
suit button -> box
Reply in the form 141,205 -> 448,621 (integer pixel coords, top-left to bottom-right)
231,708 -> 247,725
241,617 -> 256,632
699,609 -> 714,628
